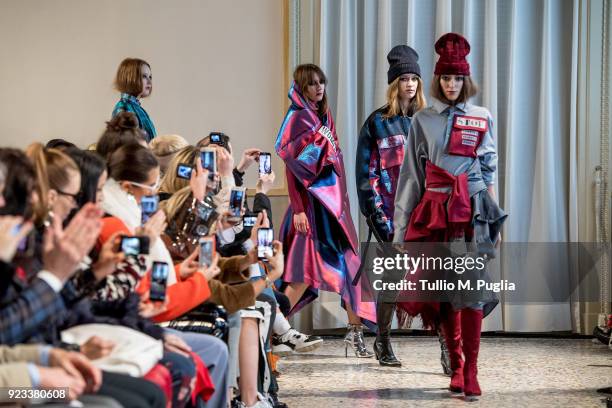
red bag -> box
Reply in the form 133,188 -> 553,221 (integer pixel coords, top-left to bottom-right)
447,115 -> 487,158
190,352 -> 215,404
144,364 -> 173,408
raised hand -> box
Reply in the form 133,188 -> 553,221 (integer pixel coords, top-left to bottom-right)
256,171 -> 276,195
0,216 -> 32,262
237,148 -> 262,173
43,203 -> 103,282
92,232 -> 125,281
199,253 -> 221,281
217,148 -> 235,178
264,241 -> 284,281
136,210 -> 167,245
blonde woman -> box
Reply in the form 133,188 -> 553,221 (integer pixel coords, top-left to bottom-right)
150,134 -> 189,175
356,45 -> 453,371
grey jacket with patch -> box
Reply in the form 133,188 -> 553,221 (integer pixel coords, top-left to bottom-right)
392,98 -> 497,242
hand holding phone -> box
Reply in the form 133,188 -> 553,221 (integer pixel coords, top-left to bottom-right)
141,195 -> 159,224
92,232 -> 125,281
243,213 -> 257,227
258,152 -> 272,175
228,188 -> 246,220
136,211 -> 167,247
200,148 -> 217,177
257,227 -> 274,260
200,253 -> 221,280
264,240 -> 284,280
198,236 -> 216,268
120,236 -> 150,257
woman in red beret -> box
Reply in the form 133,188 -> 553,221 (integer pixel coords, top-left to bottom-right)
393,33 -> 507,399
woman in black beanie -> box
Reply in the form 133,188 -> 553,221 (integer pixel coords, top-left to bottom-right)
355,45 -> 453,371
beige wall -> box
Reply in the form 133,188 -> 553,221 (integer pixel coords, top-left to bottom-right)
0,0 -> 286,188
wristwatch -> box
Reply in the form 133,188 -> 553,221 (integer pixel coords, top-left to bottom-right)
264,276 -> 273,288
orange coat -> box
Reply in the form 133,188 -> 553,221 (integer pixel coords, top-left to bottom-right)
98,216 -> 211,322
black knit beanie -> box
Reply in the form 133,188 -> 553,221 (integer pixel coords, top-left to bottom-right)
387,45 -> 421,84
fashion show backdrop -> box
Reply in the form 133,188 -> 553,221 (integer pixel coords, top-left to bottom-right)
287,0 -> 611,335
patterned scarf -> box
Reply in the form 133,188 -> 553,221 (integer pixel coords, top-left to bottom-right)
112,93 -> 157,142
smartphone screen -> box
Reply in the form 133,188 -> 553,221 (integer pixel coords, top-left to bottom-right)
199,236 -> 215,268
150,261 -> 169,302
243,215 -> 257,227
229,188 -> 245,218
259,152 -> 272,175
141,195 -> 159,224
200,148 -> 217,175
176,164 -> 193,180
257,228 -> 273,260
121,236 -> 142,257
210,133 -> 222,144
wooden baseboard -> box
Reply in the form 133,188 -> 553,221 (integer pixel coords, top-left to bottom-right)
246,187 -> 288,197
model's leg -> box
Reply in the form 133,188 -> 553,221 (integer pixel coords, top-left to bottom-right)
343,305 -> 374,358
271,307 -> 323,356
283,282 -> 309,309
440,305 -> 464,393
238,317 -> 262,406
373,301 -> 401,366
461,307 -> 484,399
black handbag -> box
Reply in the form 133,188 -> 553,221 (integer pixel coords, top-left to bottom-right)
161,302 -> 229,343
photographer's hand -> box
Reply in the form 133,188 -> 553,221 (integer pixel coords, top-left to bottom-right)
136,210 -> 167,245
190,157 -> 210,202
237,148 -> 261,173
92,232 -> 124,281
179,247 -> 200,279
264,241 -> 284,281
256,171 -> 275,195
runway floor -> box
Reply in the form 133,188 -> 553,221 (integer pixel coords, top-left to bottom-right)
275,336 -> 612,408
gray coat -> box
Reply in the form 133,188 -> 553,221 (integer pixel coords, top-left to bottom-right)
392,98 -> 498,243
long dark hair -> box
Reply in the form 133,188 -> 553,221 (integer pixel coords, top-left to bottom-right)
293,64 -> 328,117
63,148 -> 106,206
0,149 -> 36,219
108,143 -> 158,183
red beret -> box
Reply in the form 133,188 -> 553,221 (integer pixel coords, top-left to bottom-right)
434,33 -> 471,76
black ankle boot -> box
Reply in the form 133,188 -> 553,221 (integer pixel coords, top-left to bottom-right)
374,302 -> 401,367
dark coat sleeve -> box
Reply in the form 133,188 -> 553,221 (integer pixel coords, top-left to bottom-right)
0,266 -> 65,346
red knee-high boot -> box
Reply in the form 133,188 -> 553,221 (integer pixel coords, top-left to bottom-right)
461,308 -> 484,397
441,307 -> 463,393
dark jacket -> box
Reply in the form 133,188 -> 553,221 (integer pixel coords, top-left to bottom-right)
355,106 -> 412,241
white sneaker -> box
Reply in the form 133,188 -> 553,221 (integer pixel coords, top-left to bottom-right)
272,328 -> 324,356
240,393 -> 273,408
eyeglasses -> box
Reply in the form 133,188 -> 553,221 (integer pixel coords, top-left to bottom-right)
56,189 -> 80,206
128,177 -> 161,193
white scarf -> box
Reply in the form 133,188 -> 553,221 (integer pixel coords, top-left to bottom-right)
102,178 -> 177,285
